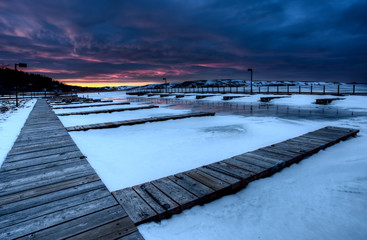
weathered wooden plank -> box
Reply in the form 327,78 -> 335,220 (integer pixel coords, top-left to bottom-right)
223,96 -> 244,100
0,158 -> 90,180
19,126 -> 66,134
15,131 -> 70,142
260,96 -> 288,102
66,217 -> 137,240
279,139 -> 322,150
325,126 -> 359,134
0,159 -> 93,183
113,188 -> 157,224
8,142 -> 76,156
306,130 -> 348,140
1,151 -> 85,170
0,175 -> 102,209
315,98 -> 344,105
223,158 -> 266,174
0,187 -> 111,228
52,101 -> 130,109
57,105 -> 159,116
196,95 -> 215,99
13,135 -> 73,147
268,143 -> 318,157
0,196 -> 118,239
151,178 -> 198,210
168,173 -> 216,203
133,182 -> 180,220
184,169 -> 232,192
232,154 -> 276,169
0,174 -> 100,206
9,139 -> 74,154
17,206 -> 127,240
1,157 -> 85,176
248,149 -> 292,162
6,146 -> 83,163
206,162 -> 255,183
0,166 -> 95,197
17,129 -> 68,140
197,167 -> 241,190
66,112 -> 216,131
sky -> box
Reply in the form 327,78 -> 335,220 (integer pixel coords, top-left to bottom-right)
0,0 -> 366,87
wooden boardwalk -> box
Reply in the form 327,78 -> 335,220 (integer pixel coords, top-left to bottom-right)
112,126 -> 359,225
52,101 -> 130,109
260,96 -> 289,102
66,112 -> 215,132
315,98 -> 345,105
57,105 -> 159,116
0,99 -> 143,239
222,95 -> 245,100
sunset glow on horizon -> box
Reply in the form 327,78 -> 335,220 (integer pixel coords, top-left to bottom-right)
0,0 -> 366,86
63,81 -> 159,88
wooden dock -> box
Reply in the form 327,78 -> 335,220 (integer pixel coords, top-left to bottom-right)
52,101 -> 130,109
315,98 -> 345,105
57,105 -> 159,116
196,95 -> 215,99
112,126 -> 359,225
66,112 -> 216,132
223,95 -> 245,100
260,96 -> 289,102
0,99 -> 143,239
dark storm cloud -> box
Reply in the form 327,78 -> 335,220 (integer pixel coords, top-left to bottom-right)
0,0 -> 366,85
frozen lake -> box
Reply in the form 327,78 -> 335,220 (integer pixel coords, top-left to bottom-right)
65,91 -> 367,240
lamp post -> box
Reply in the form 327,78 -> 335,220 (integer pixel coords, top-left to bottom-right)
163,78 -> 167,93
248,68 -> 253,94
14,63 -> 27,107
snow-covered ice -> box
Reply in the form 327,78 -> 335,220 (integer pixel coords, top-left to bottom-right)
65,91 -> 367,240
0,90 -> 365,239
69,115 -> 324,190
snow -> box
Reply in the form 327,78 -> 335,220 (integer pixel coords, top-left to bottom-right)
0,89 -> 365,239
62,91 -> 367,240
63,92 -> 367,239
138,116 -> 367,240
0,99 -> 36,166
69,115 -> 323,190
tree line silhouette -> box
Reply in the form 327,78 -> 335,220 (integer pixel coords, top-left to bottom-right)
0,67 -> 83,95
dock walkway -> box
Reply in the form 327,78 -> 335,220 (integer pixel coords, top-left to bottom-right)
113,126 -> 359,225
56,105 -> 159,116
52,101 -> 130,109
0,99 -> 143,239
66,112 -> 215,131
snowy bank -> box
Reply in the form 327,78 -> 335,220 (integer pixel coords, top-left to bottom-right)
0,99 -> 36,166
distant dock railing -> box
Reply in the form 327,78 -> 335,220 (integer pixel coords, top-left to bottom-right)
127,84 -> 367,96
